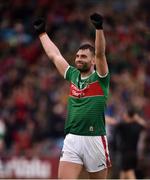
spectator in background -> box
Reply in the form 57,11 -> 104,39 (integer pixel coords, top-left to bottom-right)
114,107 -> 149,179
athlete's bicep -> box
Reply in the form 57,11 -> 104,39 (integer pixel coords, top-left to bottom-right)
95,55 -> 109,77
53,55 -> 69,77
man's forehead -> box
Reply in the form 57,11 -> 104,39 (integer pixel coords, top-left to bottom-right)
76,49 -> 91,55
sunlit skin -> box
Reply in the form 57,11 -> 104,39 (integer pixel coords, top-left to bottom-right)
75,49 -> 95,76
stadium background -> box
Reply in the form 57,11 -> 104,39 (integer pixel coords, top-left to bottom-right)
0,0 -> 150,178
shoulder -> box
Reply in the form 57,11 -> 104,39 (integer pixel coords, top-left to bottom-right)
64,66 -> 80,81
93,71 -> 110,88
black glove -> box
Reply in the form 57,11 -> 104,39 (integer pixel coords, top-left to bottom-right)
90,13 -> 103,29
33,18 -> 46,36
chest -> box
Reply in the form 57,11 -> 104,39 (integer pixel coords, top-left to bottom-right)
69,80 -> 104,98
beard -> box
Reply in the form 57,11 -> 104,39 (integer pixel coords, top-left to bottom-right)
75,62 -> 91,72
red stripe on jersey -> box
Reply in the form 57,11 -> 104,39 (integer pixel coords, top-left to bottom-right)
69,81 -> 104,98
101,136 -> 111,167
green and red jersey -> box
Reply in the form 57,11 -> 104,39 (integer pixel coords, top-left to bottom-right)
64,66 -> 110,136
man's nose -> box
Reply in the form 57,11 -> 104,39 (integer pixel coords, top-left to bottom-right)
76,59 -> 83,63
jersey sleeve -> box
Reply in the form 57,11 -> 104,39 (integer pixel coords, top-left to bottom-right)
96,71 -> 110,88
64,66 -> 78,82
95,71 -> 110,98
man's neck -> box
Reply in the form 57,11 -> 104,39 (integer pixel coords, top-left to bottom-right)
81,69 -> 95,79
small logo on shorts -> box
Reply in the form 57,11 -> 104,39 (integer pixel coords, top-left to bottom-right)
98,163 -> 105,168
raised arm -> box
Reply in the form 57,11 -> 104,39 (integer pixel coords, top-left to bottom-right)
133,114 -> 148,128
90,13 -> 108,76
105,115 -> 118,125
33,18 -> 69,77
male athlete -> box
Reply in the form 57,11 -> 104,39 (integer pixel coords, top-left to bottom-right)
34,13 -> 111,179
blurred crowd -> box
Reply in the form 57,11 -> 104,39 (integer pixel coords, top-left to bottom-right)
0,0 -> 150,178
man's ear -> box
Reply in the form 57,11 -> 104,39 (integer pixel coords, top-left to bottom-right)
92,57 -> 96,65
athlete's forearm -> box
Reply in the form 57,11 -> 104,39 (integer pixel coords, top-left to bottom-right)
90,13 -> 106,58
90,13 -> 108,75
39,33 -> 63,62
95,30 -> 106,58
33,18 -> 69,76
95,30 -> 108,75
38,33 -> 69,76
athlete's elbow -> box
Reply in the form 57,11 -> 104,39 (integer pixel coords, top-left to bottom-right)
95,52 -> 105,59
47,51 -> 61,62
95,48 -> 105,56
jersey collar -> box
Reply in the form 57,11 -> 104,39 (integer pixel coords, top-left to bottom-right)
81,70 -> 95,80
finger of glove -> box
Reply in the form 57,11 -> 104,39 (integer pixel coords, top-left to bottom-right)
34,24 -> 44,29
90,13 -> 103,21
34,18 -> 45,26
91,19 -> 100,24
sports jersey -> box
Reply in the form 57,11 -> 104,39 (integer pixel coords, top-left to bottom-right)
64,66 -> 110,136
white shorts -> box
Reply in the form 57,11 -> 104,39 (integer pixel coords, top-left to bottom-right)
60,133 -> 111,172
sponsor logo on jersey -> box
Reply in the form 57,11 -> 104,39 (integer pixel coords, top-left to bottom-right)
69,81 -> 104,98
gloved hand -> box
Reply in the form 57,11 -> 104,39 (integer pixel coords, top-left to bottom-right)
33,18 -> 46,36
90,13 -> 103,29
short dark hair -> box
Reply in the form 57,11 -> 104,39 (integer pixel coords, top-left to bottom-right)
127,107 -> 137,118
78,43 -> 95,56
